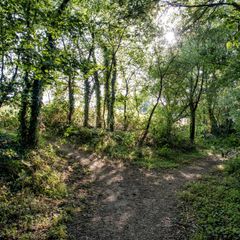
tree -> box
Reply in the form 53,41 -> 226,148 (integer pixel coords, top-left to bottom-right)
138,50 -> 176,146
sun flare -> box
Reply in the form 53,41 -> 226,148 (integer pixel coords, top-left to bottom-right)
164,31 -> 176,44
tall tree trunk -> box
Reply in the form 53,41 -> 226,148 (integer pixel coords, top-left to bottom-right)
18,0 -> 70,149
83,45 -> 94,128
0,50 -> 5,92
95,70 -> 101,128
188,66 -> 204,144
103,47 -> 111,129
138,100 -> 159,147
27,79 -> 43,148
208,107 -> 218,135
92,49 -> 101,128
83,77 -> 90,127
123,79 -> 129,131
19,71 -> 30,146
165,113 -> 173,141
207,99 -> 218,135
68,75 -> 74,124
138,79 -> 163,147
19,1 -> 31,147
190,105 -> 196,144
108,54 -> 117,132
104,78 -> 110,129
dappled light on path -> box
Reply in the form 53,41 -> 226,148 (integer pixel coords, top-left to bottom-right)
62,146 -> 223,240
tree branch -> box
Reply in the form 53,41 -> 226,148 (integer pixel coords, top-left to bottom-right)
165,1 -> 240,11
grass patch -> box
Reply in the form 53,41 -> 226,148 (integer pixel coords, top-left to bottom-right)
133,146 -> 206,170
134,157 -> 179,169
179,157 -> 240,240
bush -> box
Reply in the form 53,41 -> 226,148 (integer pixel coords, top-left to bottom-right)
0,107 -> 18,130
111,130 -> 137,147
156,145 -> 173,158
225,157 -> 240,176
0,131 -> 22,178
0,144 -> 68,239
17,146 -> 67,198
64,127 -> 138,159
64,126 -> 103,147
42,101 -> 69,135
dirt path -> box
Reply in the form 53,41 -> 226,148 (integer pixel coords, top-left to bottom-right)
61,147 -> 223,240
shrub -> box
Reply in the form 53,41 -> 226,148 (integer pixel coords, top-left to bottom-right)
0,145 -> 68,239
64,126 -> 103,147
156,145 -> 173,158
0,107 -> 18,130
42,101 -> 68,135
225,157 -> 240,176
17,146 -> 67,198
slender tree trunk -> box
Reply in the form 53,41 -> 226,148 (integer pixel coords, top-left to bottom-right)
190,105 -> 196,144
207,102 -> 218,135
138,100 -> 159,147
83,45 -> 94,128
103,47 -> 111,129
0,51 -> 4,85
19,0 -> 32,147
109,54 -> 117,132
95,70 -> 101,128
83,77 -> 90,127
188,66 -> 204,144
165,113 -> 173,141
19,72 -> 30,146
68,75 -> 74,124
123,79 -> 129,131
208,108 -> 218,134
138,74 -> 164,147
92,49 -> 101,128
105,78 -> 110,129
27,79 -> 43,148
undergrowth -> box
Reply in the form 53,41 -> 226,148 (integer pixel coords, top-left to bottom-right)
199,134 -> 240,157
180,157 -> 240,240
64,125 -> 206,170
0,134 -> 69,239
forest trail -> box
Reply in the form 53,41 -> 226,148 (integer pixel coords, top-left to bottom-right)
61,146 -> 223,240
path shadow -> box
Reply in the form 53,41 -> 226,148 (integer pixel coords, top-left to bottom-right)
60,145 -> 223,240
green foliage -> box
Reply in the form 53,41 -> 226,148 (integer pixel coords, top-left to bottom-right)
100,131 -> 137,159
42,101 -> 69,135
225,157 -> 240,176
134,145 -> 205,170
64,126 -> 104,146
0,186 -> 68,239
64,125 -> 206,169
0,143 -> 68,239
180,157 -> 240,240
201,134 -> 240,155
64,126 -> 138,159
150,120 -> 196,152
18,147 -> 68,198
0,107 -> 19,130
134,154 -> 179,169
48,223 -> 68,240
0,130 -> 22,178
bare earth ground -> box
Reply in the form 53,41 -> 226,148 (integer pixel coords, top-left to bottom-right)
60,146 -> 223,240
